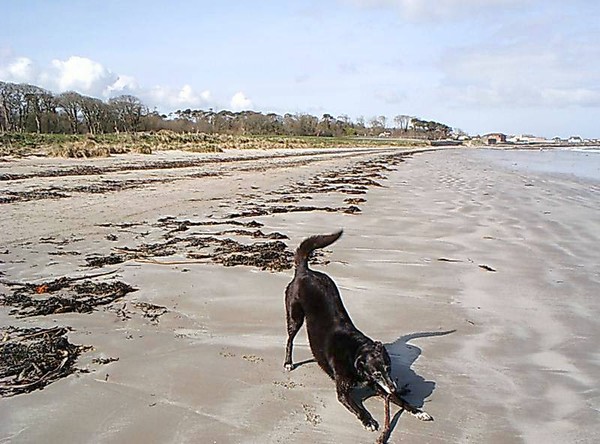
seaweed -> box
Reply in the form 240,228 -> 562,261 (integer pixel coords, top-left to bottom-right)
0,326 -> 90,397
225,204 -> 361,219
0,275 -> 136,317
213,240 -> 294,271
85,253 -> 127,268
133,302 -> 168,324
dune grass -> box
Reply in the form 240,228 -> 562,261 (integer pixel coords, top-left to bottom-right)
0,131 -> 427,158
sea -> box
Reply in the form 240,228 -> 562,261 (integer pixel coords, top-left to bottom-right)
474,146 -> 600,182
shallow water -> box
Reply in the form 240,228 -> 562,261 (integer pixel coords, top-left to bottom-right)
475,148 -> 600,182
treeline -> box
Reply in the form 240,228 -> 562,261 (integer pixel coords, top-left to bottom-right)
171,110 -> 453,139
0,81 -> 149,134
0,81 -> 453,139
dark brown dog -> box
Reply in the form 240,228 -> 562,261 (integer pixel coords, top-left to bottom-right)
284,230 -> 433,431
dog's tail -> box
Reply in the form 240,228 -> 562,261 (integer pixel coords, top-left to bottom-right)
294,230 -> 343,272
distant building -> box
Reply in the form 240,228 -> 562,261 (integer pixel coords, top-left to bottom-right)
483,133 -> 507,145
568,136 -> 583,144
507,134 -> 550,144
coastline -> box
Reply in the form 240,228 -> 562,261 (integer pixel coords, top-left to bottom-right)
475,147 -> 600,182
1,147 -> 599,443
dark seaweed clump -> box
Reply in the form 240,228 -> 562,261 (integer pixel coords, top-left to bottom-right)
0,278 -> 136,317
214,240 -> 294,271
0,326 -> 90,397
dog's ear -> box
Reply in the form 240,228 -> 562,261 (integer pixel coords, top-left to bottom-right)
374,341 -> 391,366
374,341 -> 387,356
354,353 -> 366,375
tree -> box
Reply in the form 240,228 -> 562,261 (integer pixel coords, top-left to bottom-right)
335,114 -> 356,136
0,82 -> 41,132
30,87 -> 57,133
0,82 -> 21,132
316,113 -> 335,136
80,96 -> 108,134
282,113 -> 298,135
354,116 -> 366,135
21,84 -> 46,132
393,115 -> 412,132
57,91 -> 84,134
411,118 -> 451,139
452,128 -> 468,138
0,80 -> 458,140
297,113 -> 318,136
368,115 -> 386,135
108,95 -> 147,132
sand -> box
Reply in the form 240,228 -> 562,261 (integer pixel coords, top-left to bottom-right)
1,147 -> 599,443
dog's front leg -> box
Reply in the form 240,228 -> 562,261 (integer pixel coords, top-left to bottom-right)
336,381 -> 378,431
374,386 -> 433,421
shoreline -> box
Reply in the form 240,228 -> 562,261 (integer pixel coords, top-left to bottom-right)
1,147 -> 599,443
474,147 -> 600,183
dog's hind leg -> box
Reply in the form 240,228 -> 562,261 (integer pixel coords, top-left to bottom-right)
284,302 -> 304,371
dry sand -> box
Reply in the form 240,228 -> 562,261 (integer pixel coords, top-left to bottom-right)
1,147 -> 599,443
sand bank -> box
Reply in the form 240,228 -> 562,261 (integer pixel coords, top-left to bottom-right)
1,147 -> 599,443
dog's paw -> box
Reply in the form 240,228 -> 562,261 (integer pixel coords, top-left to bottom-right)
415,411 -> 433,421
362,418 -> 379,432
283,363 -> 294,372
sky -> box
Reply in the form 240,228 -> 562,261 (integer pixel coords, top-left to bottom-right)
1,0 -> 599,138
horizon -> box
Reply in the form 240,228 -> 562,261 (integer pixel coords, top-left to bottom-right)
2,0 -> 599,139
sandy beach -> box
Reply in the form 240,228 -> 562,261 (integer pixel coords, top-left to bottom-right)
1,147 -> 599,444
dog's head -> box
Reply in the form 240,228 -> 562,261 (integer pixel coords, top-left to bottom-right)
354,341 -> 397,394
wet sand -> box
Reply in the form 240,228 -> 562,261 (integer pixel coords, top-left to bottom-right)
1,147 -> 599,443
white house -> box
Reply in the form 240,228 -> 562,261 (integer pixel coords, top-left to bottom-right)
568,136 -> 583,144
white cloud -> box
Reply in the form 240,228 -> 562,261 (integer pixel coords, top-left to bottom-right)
0,56 -> 38,83
0,54 -> 218,111
144,84 -> 214,110
439,43 -> 600,108
49,56 -> 119,96
105,74 -> 139,95
375,89 -> 407,105
1,55 -> 122,97
540,88 -> 600,107
178,84 -> 195,103
345,0 -> 530,21
230,91 -> 252,111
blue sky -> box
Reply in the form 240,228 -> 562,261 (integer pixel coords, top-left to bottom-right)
1,0 -> 599,138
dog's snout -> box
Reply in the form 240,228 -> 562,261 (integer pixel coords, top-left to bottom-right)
377,374 -> 397,394
377,380 -> 393,394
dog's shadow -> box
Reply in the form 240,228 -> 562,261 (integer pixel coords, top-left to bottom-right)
384,330 -> 455,407
290,330 -> 455,437
355,329 -> 455,439
292,331 -> 455,404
